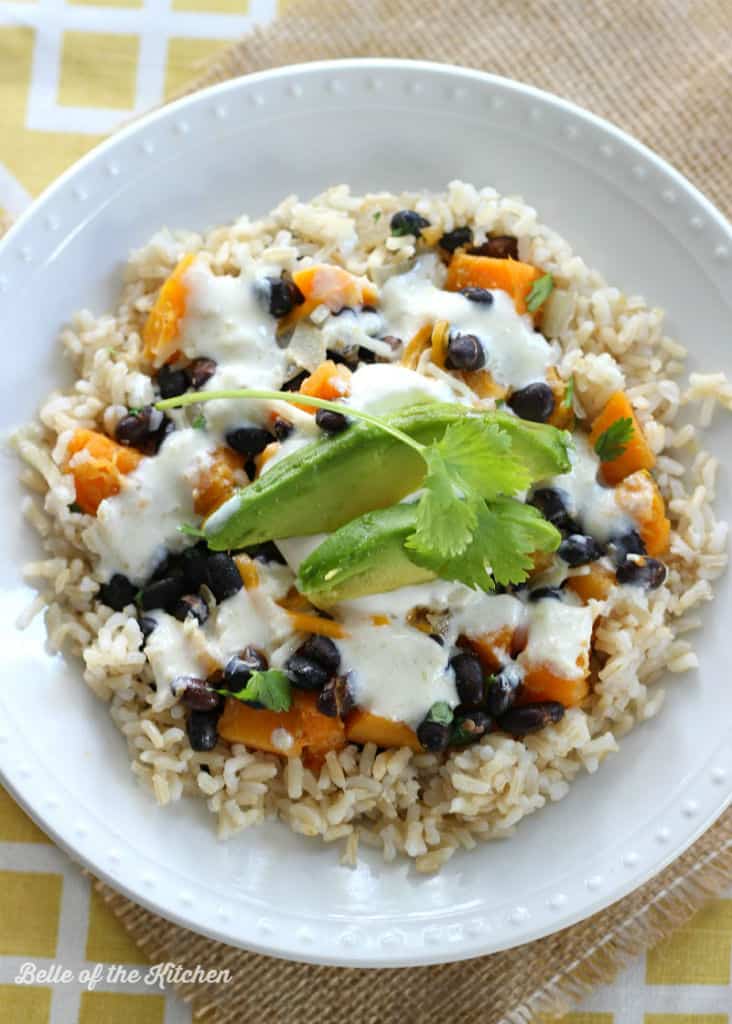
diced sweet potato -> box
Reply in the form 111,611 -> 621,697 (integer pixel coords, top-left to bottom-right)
614,469 -> 670,556
345,709 -> 421,751
445,253 -> 542,315
458,369 -> 508,400
65,428 -> 142,514
566,564 -> 615,603
142,253 -> 195,367
193,447 -> 245,518
218,692 -> 344,761
521,664 -> 589,707
463,627 -> 517,673
288,265 -> 378,324
296,360 -> 351,411
589,391 -> 655,485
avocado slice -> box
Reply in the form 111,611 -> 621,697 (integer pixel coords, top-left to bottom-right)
298,504 -> 434,607
204,403 -> 571,551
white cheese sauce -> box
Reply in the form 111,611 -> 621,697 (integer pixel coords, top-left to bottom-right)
85,428 -> 214,584
518,599 -> 594,679
179,262 -> 288,437
380,261 -> 551,388
336,619 -> 457,727
144,613 -> 212,709
346,363 -> 455,416
547,434 -> 632,544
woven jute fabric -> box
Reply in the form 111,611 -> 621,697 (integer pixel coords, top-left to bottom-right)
26,0 -> 732,1018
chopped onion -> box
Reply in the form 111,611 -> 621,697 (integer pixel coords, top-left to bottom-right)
541,288 -> 576,339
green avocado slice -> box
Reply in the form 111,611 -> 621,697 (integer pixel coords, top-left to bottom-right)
203,402 -> 571,551
297,504 -> 433,608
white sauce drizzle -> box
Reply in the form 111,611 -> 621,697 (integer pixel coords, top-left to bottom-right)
548,434 -> 632,544
519,599 -> 594,680
380,261 -> 551,388
346,363 -> 455,415
85,428 -> 213,583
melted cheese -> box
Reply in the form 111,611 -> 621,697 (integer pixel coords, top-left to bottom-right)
85,428 -> 213,584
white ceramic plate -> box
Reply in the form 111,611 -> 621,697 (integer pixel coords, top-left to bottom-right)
1,60 -> 731,967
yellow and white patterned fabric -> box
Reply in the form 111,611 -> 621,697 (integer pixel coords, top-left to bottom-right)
1,8 -> 731,1021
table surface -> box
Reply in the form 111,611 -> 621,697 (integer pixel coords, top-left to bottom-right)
1,5 -> 731,1021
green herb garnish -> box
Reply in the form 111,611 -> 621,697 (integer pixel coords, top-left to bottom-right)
426,701 -> 453,726
192,413 -> 207,430
157,388 -> 568,590
526,273 -> 554,313
127,406 -> 142,416
217,669 -> 292,713
562,374 -> 575,411
178,523 -> 206,538
373,211 -> 382,222
594,417 -> 634,462
68,501 -> 83,514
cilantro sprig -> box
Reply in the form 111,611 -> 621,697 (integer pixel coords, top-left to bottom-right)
562,374 -> 575,411
594,417 -> 634,462
157,387 -> 568,589
526,273 -> 554,313
217,669 -> 292,712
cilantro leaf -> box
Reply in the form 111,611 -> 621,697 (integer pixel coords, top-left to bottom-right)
409,497 -> 560,590
68,501 -> 83,514
217,669 -> 292,712
562,374 -> 575,411
192,413 -> 207,430
526,273 -> 554,313
373,211 -> 382,222
405,447 -> 479,560
433,419 -> 531,500
427,701 -> 453,726
594,417 -> 634,461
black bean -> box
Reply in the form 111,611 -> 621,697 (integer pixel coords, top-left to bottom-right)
558,534 -> 604,567
156,365 -> 189,399
223,646 -> 268,694
272,416 -> 293,441
151,550 -> 185,581
417,719 -> 451,752
172,593 -> 209,626
326,346 -> 360,370
498,701 -> 564,736
115,405 -> 173,455
450,652 -> 485,707
459,286 -> 494,306
297,634 -> 341,673
429,632 -> 445,646
137,615 -> 157,644
205,553 -> 243,602
187,357 -> 217,390
528,586 -> 564,603
181,543 -> 210,590
607,529 -> 646,567
282,369 -> 309,392
486,663 -> 524,717
445,332 -> 485,371
317,676 -> 354,719
315,409 -> 350,434
616,556 -> 667,589
99,573 -> 137,611
356,346 -> 377,364
187,709 -> 219,752
528,488 -> 580,535
139,575 -> 187,612
450,710 -> 492,746
225,426 -> 274,456
380,334 -> 403,353
508,382 -> 556,423
262,276 -> 305,318
244,541 -> 287,565
174,677 -> 222,712
439,226 -> 473,252
286,654 -> 330,692
469,235 -> 519,260
390,210 -> 430,238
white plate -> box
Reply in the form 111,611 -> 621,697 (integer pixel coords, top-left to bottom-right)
1,60 -> 731,967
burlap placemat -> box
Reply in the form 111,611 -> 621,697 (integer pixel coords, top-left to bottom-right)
19,0 -> 730,1018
